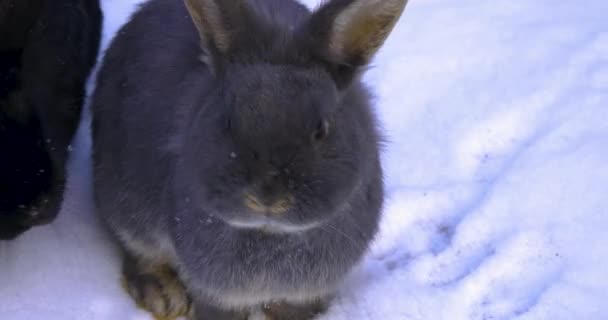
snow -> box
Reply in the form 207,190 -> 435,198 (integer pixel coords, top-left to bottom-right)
1,0 -> 607,319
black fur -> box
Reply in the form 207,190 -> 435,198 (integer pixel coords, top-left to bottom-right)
0,0 -> 102,240
92,0 -> 406,318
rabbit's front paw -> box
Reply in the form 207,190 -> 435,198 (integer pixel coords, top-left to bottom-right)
122,259 -> 191,320
261,299 -> 328,320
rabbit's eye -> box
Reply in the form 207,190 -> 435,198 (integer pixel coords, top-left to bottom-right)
226,118 -> 232,130
312,119 -> 330,142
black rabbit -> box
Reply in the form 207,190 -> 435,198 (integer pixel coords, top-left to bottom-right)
0,0 -> 102,240
92,0 -> 407,318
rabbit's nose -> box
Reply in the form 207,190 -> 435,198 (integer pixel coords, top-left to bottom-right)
244,170 -> 292,214
244,192 -> 292,215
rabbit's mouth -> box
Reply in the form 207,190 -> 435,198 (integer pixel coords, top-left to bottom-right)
225,217 -> 320,234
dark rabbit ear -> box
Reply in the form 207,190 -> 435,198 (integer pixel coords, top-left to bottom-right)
307,0 -> 408,87
184,0 -> 249,69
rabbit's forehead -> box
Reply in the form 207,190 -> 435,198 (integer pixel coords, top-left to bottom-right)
230,64 -> 336,101
230,66 -> 337,124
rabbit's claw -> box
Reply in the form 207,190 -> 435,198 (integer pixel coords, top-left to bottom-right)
122,262 -> 191,320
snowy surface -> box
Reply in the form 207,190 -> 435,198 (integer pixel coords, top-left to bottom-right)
2,0 -> 608,319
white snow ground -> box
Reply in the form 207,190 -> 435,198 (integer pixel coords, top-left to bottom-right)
1,0 -> 608,319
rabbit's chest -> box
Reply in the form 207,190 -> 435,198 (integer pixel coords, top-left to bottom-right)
181,229 -> 356,307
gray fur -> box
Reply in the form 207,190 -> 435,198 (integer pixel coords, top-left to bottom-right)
92,0 -> 406,316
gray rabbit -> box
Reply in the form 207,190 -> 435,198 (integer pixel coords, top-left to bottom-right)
91,0 -> 407,318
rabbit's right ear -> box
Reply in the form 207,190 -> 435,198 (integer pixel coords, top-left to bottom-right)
306,0 -> 408,87
184,0 -> 249,69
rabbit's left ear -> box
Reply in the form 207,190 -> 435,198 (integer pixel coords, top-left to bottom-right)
184,0 -> 250,69
307,0 -> 407,81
